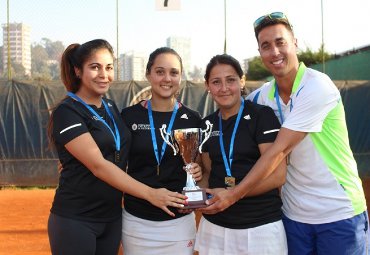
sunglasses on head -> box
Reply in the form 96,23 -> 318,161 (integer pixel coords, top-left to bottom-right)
253,12 -> 290,29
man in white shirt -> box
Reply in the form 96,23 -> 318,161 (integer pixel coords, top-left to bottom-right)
201,12 -> 368,255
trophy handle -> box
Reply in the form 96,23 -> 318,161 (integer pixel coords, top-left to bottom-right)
159,124 -> 177,156
199,120 -> 213,153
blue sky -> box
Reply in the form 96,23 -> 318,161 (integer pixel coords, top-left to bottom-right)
1,0 -> 370,69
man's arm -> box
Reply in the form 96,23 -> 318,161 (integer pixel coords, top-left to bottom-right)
200,127 -> 306,214
246,142 -> 287,196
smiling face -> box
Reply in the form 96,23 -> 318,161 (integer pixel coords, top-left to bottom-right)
206,63 -> 242,115
257,23 -> 299,80
75,48 -> 114,98
146,52 -> 182,100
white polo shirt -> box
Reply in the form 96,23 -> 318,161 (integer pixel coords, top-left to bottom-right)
247,63 -> 366,224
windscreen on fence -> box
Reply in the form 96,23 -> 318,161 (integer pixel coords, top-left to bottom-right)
0,80 -> 369,186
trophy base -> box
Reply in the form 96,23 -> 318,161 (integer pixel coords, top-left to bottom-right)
182,188 -> 207,209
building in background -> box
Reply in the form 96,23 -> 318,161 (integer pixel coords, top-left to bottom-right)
119,51 -> 147,81
2,23 -> 31,76
166,36 -> 191,79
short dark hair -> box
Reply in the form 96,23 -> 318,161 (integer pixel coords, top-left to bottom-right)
204,54 -> 243,82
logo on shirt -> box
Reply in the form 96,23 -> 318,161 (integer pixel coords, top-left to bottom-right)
180,113 -> 188,119
244,114 -> 251,120
132,123 -> 151,130
210,131 -> 220,137
186,240 -> 194,248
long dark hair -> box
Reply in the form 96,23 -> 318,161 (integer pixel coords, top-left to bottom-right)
48,39 -> 114,146
60,39 -> 114,92
145,47 -> 183,75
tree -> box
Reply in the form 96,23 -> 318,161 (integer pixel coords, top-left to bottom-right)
10,60 -> 29,79
41,38 -> 64,60
246,45 -> 333,80
297,44 -> 332,66
31,38 -> 65,80
31,44 -> 50,80
246,56 -> 271,81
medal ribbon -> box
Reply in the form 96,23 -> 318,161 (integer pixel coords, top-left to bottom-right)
273,63 -> 306,124
274,82 -> 294,124
219,97 -> 244,177
67,92 -> 121,152
147,100 -> 178,166
274,84 -> 285,124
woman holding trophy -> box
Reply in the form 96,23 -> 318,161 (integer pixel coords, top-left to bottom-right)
120,47 -> 203,255
195,54 -> 288,254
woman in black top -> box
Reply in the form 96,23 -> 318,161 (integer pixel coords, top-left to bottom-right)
195,54 -> 288,254
121,47 -> 202,255
47,40 -> 187,255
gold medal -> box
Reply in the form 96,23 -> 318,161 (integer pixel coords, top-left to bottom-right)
157,165 -> 160,176
225,176 -> 236,187
115,151 -> 120,163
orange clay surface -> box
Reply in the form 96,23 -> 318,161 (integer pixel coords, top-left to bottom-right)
0,188 -> 124,255
1,180 -> 370,255
0,188 -> 205,255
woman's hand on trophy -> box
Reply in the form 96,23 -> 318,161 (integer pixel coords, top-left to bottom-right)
198,188 -> 238,215
149,188 -> 187,217
186,163 -> 202,182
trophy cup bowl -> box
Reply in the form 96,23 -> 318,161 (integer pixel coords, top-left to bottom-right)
160,121 -> 213,209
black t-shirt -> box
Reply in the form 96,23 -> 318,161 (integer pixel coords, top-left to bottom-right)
202,99 -> 282,229
121,101 -> 201,221
50,97 -> 131,222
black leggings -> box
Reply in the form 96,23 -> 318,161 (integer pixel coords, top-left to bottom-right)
48,213 -> 121,255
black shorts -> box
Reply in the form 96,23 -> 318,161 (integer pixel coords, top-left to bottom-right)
48,213 -> 121,255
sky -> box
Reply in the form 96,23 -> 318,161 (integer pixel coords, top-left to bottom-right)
1,0 -> 370,70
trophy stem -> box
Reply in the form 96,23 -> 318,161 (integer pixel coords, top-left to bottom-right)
184,164 -> 197,190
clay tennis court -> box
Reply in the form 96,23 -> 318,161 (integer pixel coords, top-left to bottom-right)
0,188 -> 125,255
1,181 -> 370,255
0,188 -> 205,255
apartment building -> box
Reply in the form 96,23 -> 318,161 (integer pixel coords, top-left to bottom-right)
2,22 -> 32,76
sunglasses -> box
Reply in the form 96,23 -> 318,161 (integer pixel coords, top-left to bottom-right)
253,12 -> 290,29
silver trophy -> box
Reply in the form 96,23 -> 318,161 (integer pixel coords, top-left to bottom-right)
160,121 -> 213,208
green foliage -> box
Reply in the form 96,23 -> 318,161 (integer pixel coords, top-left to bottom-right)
41,38 -> 65,60
246,45 -> 332,80
246,56 -> 271,81
8,60 -> 29,79
31,38 -> 65,80
297,44 -> 333,66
